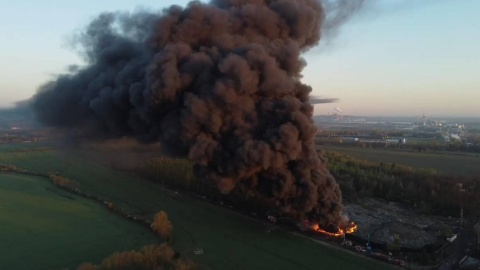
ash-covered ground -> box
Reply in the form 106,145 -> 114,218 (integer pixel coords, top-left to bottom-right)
346,199 -> 456,249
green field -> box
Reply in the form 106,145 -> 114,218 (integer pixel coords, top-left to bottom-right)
0,173 -> 157,270
0,143 -> 394,270
321,145 -> 480,176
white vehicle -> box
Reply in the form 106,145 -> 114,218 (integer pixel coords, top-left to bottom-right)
355,245 -> 366,252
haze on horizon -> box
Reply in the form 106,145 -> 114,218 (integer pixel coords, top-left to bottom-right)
0,0 -> 478,118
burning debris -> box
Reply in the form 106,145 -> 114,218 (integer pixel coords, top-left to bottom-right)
310,220 -> 358,237
32,0 -> 364,227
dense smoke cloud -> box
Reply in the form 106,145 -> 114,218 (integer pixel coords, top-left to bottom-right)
33,0 -> 358,226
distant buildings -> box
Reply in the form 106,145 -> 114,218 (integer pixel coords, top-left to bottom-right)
339,136 -> 407,145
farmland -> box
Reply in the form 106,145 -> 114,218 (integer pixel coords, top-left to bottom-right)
0,172 -> 157,270
0,143 -> 393,270
320,145 -> 480,176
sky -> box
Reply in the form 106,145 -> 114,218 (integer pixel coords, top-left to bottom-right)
0,0 -> 479,117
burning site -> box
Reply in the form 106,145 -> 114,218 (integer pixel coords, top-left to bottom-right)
311,221 -> 358,237
2,0 -> 479,269
33,0 -> 349,228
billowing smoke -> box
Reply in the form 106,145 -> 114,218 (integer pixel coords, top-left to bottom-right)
33,0 -> 352,227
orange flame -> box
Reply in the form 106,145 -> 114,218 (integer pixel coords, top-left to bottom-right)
311,222 -> 358,237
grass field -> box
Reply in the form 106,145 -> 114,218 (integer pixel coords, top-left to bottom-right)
0,143 -> 394,270
0,173 -> 157,270
320,145 -> 480,176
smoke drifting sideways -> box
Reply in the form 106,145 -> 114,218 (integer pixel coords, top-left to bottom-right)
310,96 -> 339,105
33,0 -> 358,227
0,100 -> 35,125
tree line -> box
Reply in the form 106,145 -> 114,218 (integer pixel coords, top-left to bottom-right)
137,151 -> 480,220
137,158 -> 274,218
324,150 -> 480,218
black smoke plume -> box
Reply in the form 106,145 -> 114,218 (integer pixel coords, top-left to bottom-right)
34,0 -> 348,226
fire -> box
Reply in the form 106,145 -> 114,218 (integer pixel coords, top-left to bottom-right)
311,222 -> 358,237
345,222 -> 358,234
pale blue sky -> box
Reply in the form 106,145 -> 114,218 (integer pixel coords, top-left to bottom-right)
0,0 -> 478,117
